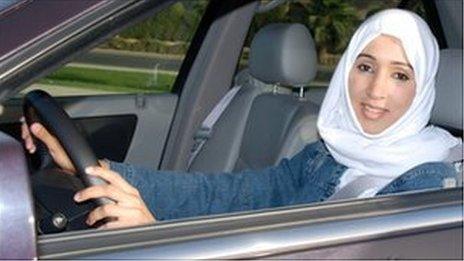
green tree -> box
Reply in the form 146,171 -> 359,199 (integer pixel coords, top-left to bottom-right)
305,0 -> 360,63
244,0 -> 360,65
103,1 -> 208,54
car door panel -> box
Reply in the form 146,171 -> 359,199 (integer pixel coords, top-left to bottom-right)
36,189 -> 462,259
0,93 -> 177,169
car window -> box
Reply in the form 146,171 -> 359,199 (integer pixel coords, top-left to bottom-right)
19,1 -> 208,97
237,0 -> 430,89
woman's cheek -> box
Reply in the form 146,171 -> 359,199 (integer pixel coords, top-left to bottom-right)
390,83 -> 415,119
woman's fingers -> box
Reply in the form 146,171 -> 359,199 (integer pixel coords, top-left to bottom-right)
85,166 -> 139,195
86,204 -> 121,226
77,170 -> 156,228
74,184 -> 137,204
74,166 -> 155,229
27,122 -> 75,173
21,119 -> 36,153
87,205 -> 154,228
30,123 -> 60,153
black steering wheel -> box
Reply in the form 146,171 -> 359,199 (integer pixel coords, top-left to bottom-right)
23,90 -> 111,233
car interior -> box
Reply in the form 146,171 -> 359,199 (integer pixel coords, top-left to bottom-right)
0,0 -> 462,259
17,0 -> 464,235
189,22 -> 320,172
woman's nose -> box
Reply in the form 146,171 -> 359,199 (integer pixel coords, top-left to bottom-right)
366,75 -> 387,99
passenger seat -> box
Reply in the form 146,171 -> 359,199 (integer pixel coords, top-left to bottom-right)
430,48 -> 463,185
431,49 -> 463,136
189,23 -> 319,172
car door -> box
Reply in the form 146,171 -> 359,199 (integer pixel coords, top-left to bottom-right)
36,0 -> 462,259
1,0 -> 462,260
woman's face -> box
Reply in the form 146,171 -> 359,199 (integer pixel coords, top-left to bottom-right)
348,35 -> 416,134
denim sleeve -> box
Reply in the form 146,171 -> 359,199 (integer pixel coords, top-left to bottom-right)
377,162 -> 457,196
109,146 -> 311,221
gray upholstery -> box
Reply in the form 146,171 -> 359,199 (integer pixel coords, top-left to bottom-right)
234,94 -> 319,171
430,49 -> 463,131
189,23 -> 319,172
234,68 -> 291,94
249,23 -> 317,87
430,49 -> 463,186
188,82 -> 267,172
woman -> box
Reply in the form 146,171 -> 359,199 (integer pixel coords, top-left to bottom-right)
22,9 -> 462,229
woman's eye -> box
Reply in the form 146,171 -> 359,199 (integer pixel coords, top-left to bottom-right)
357,64 -> 372,73
393,72 -> 410,81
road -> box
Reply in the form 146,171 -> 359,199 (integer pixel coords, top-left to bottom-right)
21,84 -> 122,96
73,49 -> 183,72
27,49 -> 331,96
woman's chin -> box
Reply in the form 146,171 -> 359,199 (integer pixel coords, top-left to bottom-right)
360,122 -> 387,135
357,115 -> 388,135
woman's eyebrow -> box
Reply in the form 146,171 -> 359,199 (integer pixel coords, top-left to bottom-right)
357,53 -> 413,71
357,53 -> 375,60
391,61 -> 414,71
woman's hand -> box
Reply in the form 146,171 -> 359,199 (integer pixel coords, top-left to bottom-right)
74,166 -> 156,229
22,118 -> 155,228
21,118 -> 75,173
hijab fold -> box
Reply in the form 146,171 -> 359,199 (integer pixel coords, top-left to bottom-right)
317,9 -> 461,181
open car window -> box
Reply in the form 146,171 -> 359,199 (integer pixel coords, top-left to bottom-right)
26,0 -> 459,229
0,0 -> 461,259
24,0 -> 460,227
18,1 -> 208,97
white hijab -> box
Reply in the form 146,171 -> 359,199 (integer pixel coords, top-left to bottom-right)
317,9 -> 461,187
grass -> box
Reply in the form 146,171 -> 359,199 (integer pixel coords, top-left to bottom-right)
38,65 -> 331,95
39,66 -> 177,93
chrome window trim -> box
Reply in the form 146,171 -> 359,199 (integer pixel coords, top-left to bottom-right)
86,205 -> 462,259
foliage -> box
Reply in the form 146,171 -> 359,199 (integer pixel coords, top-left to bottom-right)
41,67 -> 176,93
99,0 -> 404,66
306,0 -> 360,54
100,1 -> 208,54
243,0 -> 402,66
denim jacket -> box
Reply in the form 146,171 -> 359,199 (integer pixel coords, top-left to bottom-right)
110,140 -> 456,221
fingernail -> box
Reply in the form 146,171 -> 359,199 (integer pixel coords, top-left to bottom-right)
85,167 -> 94,174
74,193 -> 81,202
31,124 -> 40,132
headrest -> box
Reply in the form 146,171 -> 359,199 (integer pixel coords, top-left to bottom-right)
249,23 -> 317,87
430,49 -> 463,130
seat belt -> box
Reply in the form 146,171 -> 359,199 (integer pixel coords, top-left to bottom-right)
330,144 -> 464,200
327,175 -> 386,201
187,85 -> 242,169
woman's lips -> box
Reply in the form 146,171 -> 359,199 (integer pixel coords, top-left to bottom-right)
360,102 -> 388,120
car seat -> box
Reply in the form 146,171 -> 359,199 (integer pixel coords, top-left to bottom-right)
431,49 -> 463,136
430,48 -> 463,185
189,23 -> 319,172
